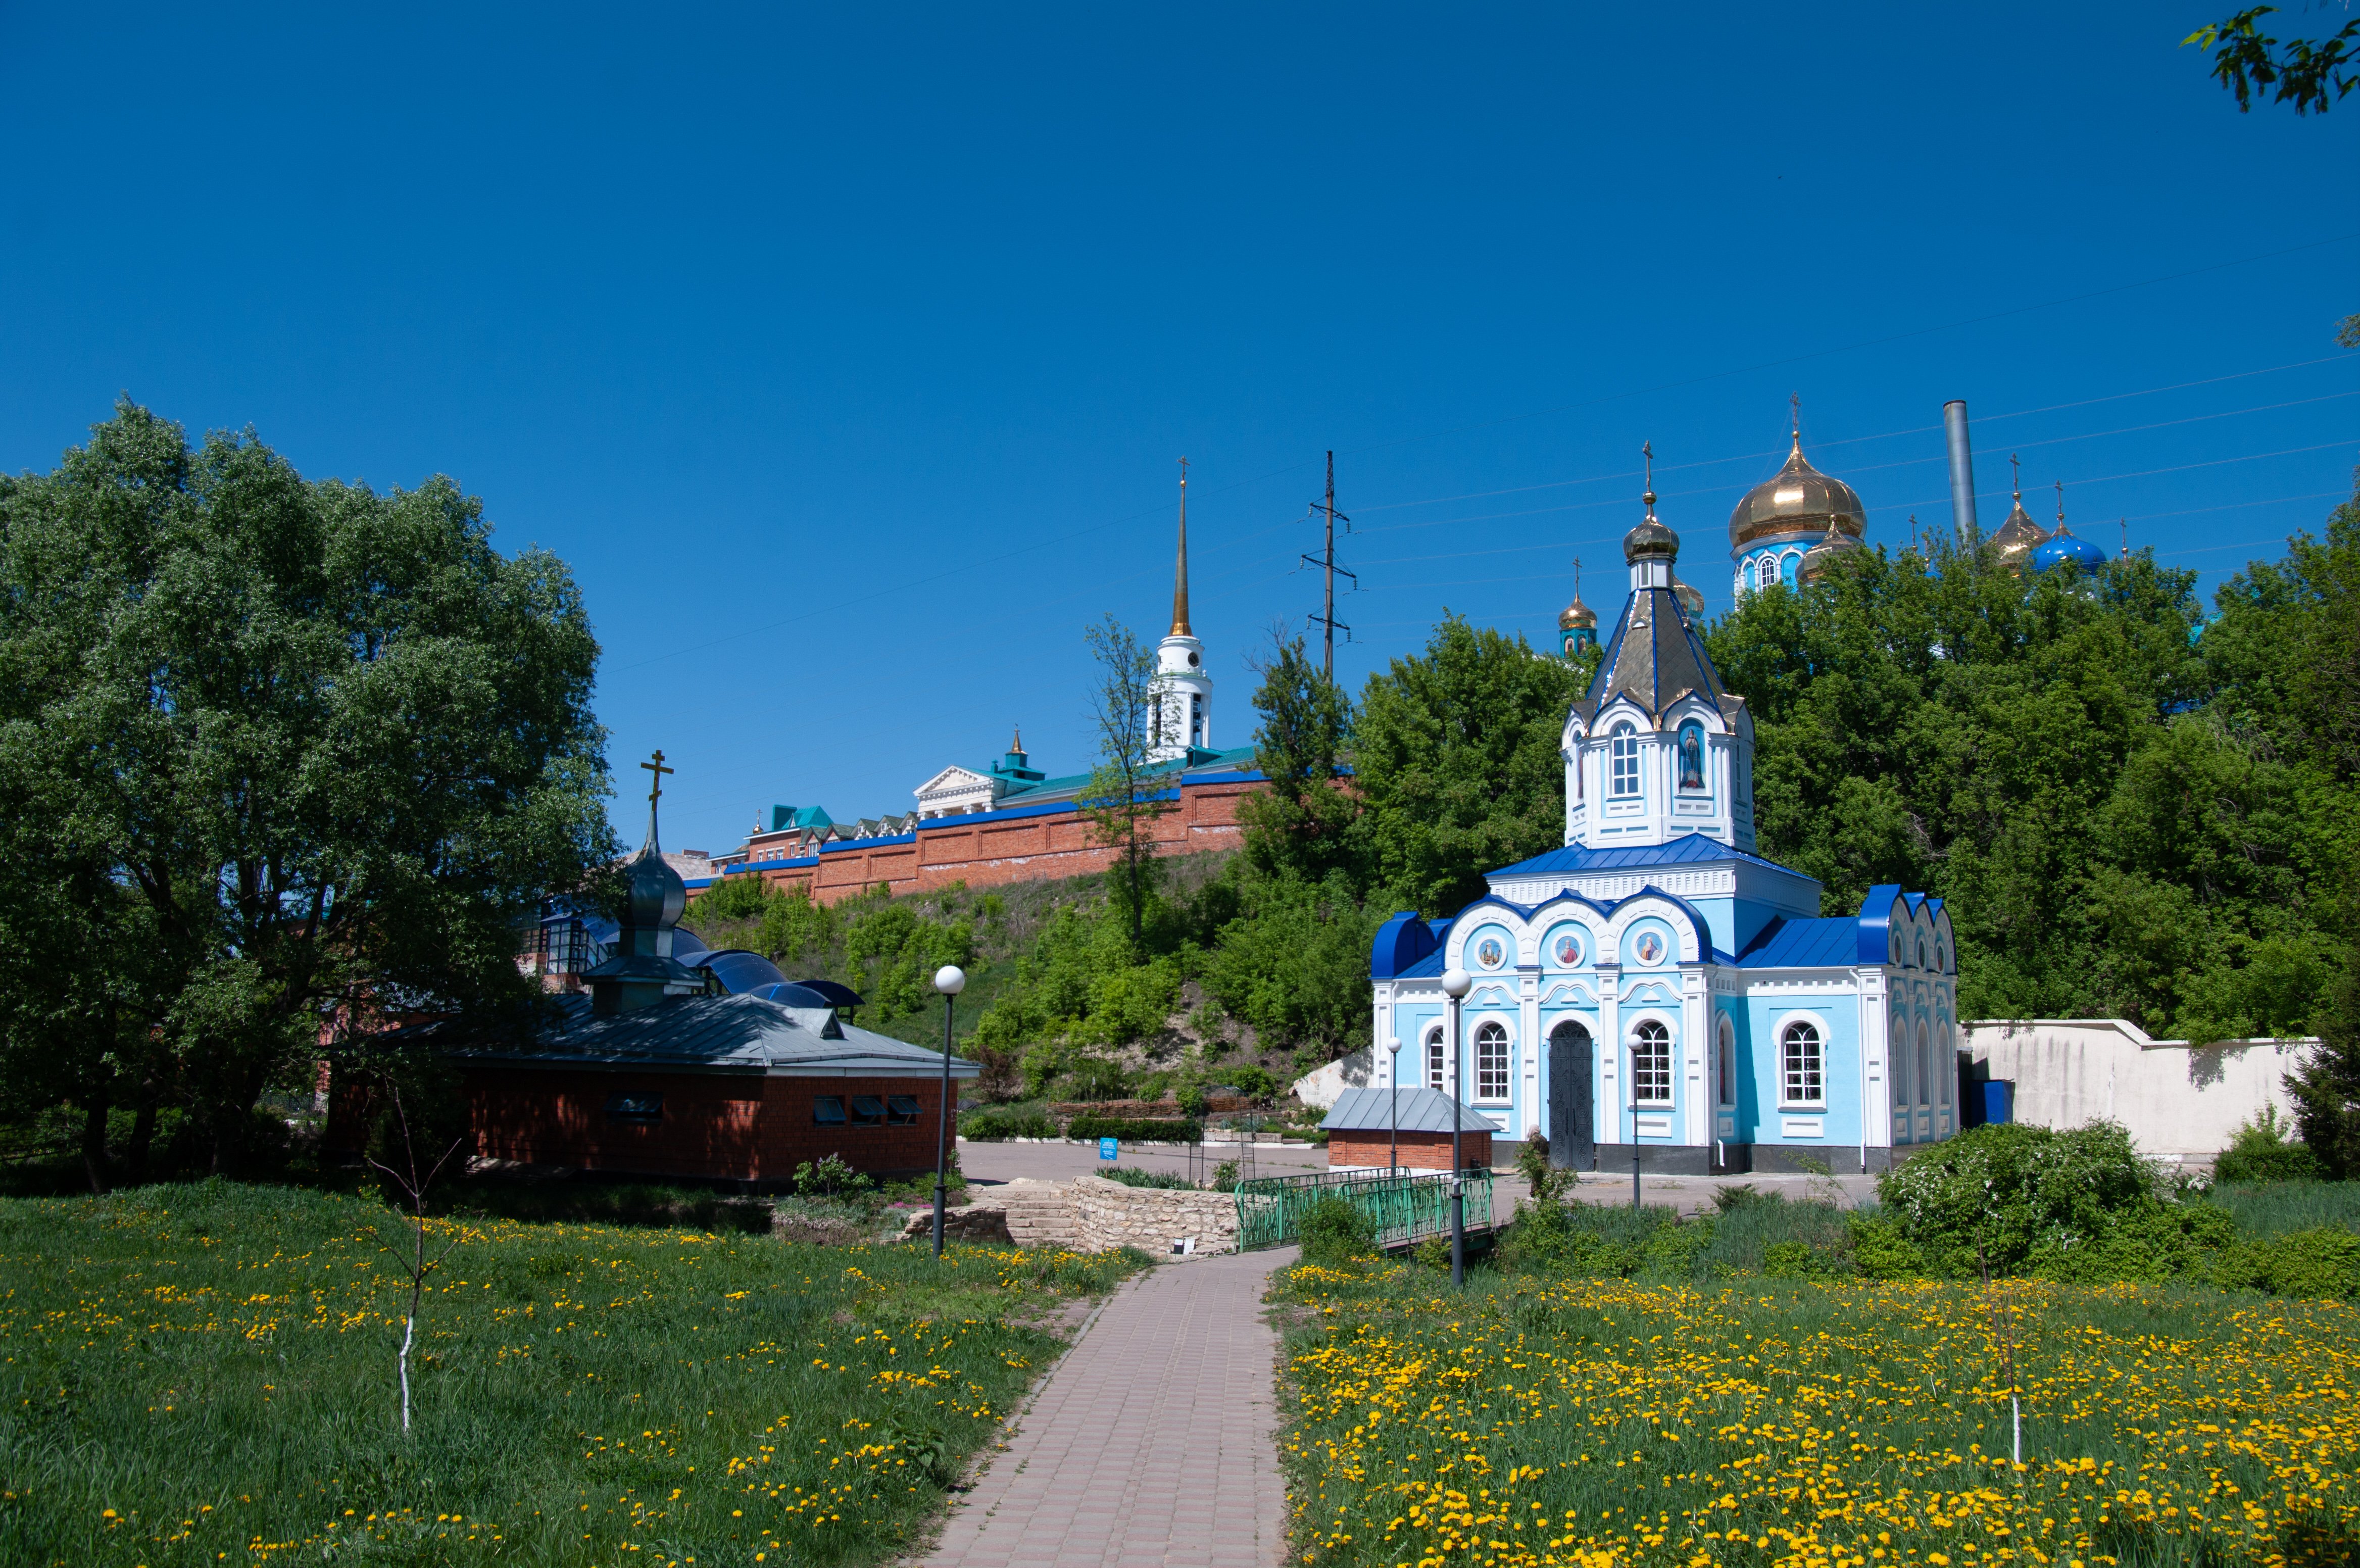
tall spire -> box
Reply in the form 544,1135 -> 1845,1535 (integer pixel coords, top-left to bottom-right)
1170,457 -> 1192,635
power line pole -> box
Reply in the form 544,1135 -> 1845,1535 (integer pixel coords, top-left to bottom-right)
1302,450 -> 1355,679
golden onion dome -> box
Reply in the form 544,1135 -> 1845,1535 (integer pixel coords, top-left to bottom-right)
1671,576 -> 1705,616
1728,437 -> 1868,553
1558,593 -> 1596,631
1797,522 -> 1866,584
1986,489 -> 2050,574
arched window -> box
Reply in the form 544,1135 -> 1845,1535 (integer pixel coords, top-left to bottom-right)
1780,552 -> 1800,587
1757,555 -> 1779,590
1716,1016 -> 1736,1107
1917,937 -> 1928,969
1475,1021 -> 1510,1101
1677,720 -> 1705,790
1919,1020 -> 1936,1109
1781,1021 -> 1824,1105
1890,1004 -> 1911,1107
1630,1020 -> 1672,1104
1610,724 -> 1640,797
1425,1025 -> 1446,1092
1936,939 -> 1947,973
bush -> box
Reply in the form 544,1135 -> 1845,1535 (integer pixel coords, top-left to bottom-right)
1500,1201 -> 1676,1277
958,1105 -> 1057,1142
1210,1159 -> 1241,1192
1065,1115 -> 1203,1144
792,1154 -> 873,1199
1298,1195 -> 1378,1264
2212,1106 -> 2324,1185
2212,1226 -> 2360,1299
1098,1167 -> 1198,1190
1877,1120 -> 2199,1278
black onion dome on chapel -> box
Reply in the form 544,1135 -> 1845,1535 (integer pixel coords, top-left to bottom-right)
1575,508 -> 1745,730
1728,437 -> 1867,553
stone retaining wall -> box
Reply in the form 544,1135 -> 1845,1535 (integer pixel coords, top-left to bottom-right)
988,1177 -> 1240,1255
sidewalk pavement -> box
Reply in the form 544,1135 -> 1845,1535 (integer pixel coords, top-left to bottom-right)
918,1246 -> 1295,1568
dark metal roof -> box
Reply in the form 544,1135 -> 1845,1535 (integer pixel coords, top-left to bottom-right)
1323,1086 -> 1497,1135
697,949 -> 788,994
448,992 -> 977,1078
1575,583 -> 1743,728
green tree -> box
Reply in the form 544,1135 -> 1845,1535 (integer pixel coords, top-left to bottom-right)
0,400 -> 613,1172
1354,615 -> 1583,915
1078,614 -> 1172,950
2185,7 -> 2358,115
1237,630 -> 1365,887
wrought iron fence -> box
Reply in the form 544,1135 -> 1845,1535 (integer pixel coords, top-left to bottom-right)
1233,1166 -> 1494,1253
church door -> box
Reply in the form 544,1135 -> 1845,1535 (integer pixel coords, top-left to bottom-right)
1548,1020 -> 1595,1168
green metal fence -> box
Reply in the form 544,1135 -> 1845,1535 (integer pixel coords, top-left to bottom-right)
1233,1167 -> 1494,1252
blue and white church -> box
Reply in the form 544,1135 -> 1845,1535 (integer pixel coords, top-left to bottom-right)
1366,474 -> 1959,1174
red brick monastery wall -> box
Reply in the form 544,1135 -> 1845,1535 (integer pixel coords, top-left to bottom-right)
1326,1128 -> 1492,1171
698,772 -> 1266,908
463,1066 -> 954,1184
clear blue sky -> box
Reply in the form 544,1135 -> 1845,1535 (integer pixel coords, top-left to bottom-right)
3,4 -> 2353,855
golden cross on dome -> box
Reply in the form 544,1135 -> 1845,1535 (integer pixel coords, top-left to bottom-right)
1573,556 -> 1583,595
2054,478 -> 2066,527
1789,393 -> 1801,445
2009,453 -> 2023,499
642,749 -> 674,805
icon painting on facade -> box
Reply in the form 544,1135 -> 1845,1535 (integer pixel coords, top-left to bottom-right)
1475,937 -> 1505,969
1635,931 -> 1664,965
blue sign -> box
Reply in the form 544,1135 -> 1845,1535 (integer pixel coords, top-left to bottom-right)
1097,1136 -> 1119,1162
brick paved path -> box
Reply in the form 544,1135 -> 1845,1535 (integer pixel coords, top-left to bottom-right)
919,1247 -> 1295,1568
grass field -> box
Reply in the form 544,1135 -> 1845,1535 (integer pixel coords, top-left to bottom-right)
1275,1260 -> 2360,1568
0,1181 -> 1143,1567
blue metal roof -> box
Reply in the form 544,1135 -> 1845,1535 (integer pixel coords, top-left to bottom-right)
1395,948 -> 1448,979
1735,917 -> 1857,969
1488,832 -> 1814,883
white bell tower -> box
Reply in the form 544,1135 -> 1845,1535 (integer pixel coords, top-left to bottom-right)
1148,458 -> 1212,763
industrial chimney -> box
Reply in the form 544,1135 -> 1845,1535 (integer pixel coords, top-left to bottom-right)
1943,401 -> 1979,543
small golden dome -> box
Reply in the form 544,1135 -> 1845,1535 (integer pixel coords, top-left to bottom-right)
1671,576 -> 1704,616
1728,437 -> 1867,553
1558,594 -> 1595,631
1986,491 -> 2050,574
1797,522 -> 1866,584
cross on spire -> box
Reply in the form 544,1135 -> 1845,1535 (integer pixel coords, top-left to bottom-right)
1573,556 -> 1583,597
642,749 -> 674,803
1789,393 -> 1801,448
1170,457 -> 1192,636
1642,441 -> 1655,510
2009,452 -> 2023,499
2054,478 -> 2067,530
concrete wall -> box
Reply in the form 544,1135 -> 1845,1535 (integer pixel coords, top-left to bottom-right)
1960,1019 -> 2315,1158
990,1176 -> 1241,1255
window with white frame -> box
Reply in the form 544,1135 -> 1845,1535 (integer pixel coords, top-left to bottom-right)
1757,555 -> 1778,590
1630,1020 -> 1672,1104
1474,1021 -> 1510,1100
1425,1026 -> 1445,1091
1781,1021 -> 1824,1105
1717,1016 -> 1736,1107
1609,724 -> 1640,797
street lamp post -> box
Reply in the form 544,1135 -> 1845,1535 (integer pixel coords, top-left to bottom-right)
1630,1037 -> 1643,1212
1387,1036 -> 1403,1174
1441,967 -> 1472,1289
930,964 -> 967,1258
